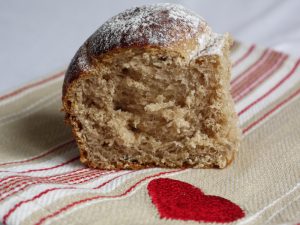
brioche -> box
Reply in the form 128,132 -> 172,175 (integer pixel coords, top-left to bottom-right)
62,3 -> 241,169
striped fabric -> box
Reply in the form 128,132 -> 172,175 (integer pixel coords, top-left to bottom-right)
0,42 -> 299,225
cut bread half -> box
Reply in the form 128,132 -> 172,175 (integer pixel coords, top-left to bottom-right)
62,4 -> 241,169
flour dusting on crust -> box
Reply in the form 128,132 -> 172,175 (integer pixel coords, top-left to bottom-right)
88,3 -> 209,55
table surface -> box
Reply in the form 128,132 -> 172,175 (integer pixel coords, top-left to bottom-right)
1,0 -> 300,94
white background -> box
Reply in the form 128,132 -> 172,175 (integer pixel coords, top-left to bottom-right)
1,0 -> 300,94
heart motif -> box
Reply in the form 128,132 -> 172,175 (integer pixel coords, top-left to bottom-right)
147,178 -> 245,223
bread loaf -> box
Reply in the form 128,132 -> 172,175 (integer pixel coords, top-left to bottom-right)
62,3 -> 241,169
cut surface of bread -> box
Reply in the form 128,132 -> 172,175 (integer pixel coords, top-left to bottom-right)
62,4 -> 241,169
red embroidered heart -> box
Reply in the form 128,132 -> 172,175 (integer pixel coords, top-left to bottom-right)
147,178 -> 245,223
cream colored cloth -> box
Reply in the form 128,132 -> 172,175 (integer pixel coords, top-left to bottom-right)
0,42 -> 299,225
